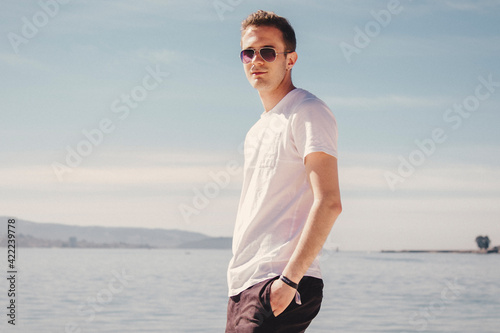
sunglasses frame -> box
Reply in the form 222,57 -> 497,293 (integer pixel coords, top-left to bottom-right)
240,47 -> 290,64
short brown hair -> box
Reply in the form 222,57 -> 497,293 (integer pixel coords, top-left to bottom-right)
241,10 -> 296,52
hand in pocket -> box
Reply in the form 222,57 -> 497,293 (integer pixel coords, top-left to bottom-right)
269,278 -> 297,317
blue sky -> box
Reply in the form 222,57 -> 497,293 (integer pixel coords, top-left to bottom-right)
1,0 -> 499,251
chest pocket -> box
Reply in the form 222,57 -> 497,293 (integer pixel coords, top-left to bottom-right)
256,130 -> 282,168
244,115 -> 287,169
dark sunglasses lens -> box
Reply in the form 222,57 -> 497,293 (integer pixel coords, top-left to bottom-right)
241,49 -> 255,63
260,48 -> 277,62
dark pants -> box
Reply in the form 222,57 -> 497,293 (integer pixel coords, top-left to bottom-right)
226,276 -> 323,333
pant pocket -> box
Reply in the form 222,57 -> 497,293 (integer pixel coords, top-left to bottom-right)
258,276 -> 279,319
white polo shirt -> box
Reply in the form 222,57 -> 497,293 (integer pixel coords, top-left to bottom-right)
227,88 -> 338,297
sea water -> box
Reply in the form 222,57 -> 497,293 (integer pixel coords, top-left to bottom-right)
1,249 -> 498,332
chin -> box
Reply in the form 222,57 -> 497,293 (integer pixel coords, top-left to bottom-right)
251,80 -> 272,91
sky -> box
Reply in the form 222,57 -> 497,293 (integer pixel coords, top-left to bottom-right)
1,0 -> 499,251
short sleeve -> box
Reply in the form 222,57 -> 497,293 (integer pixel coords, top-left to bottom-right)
291,98 -> 338,161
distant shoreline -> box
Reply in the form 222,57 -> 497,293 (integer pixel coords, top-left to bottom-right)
381,249 -> 499,254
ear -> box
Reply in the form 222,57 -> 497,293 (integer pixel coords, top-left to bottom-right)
286,51 -> 298,70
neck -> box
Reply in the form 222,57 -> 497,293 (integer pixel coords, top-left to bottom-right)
258,79 -> 296,112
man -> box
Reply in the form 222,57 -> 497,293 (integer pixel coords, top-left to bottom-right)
226,10 -> 342,333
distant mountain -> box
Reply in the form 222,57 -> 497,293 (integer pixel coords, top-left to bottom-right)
0,217 -> 232,249
0,233 -> 153,249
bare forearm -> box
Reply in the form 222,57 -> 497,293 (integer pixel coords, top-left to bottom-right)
282,199 -> 341,283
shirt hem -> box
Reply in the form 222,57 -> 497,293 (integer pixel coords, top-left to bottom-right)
228,270 -> 322,297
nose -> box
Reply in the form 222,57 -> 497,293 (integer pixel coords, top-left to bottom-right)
251,51 -> 265,65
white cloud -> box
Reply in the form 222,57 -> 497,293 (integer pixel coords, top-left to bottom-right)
400,35 -> 500,57
333,194 -> 500,250
324,94 -> 450,111
341,164 -> 500,193
51,0 -> 219,33
5,150 -> 499,195
398,165 -> 500,193
337,151 -> 500,194
340,166 -> 389,190
135,49 -> 179,65
0,53 -> 49,70
0,150 -> 244,191
444,0 -> 500,11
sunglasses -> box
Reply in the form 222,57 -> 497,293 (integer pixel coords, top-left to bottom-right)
240,47 -> 289,64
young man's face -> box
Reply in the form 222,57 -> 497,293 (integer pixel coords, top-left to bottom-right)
240,25 -> 294,93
